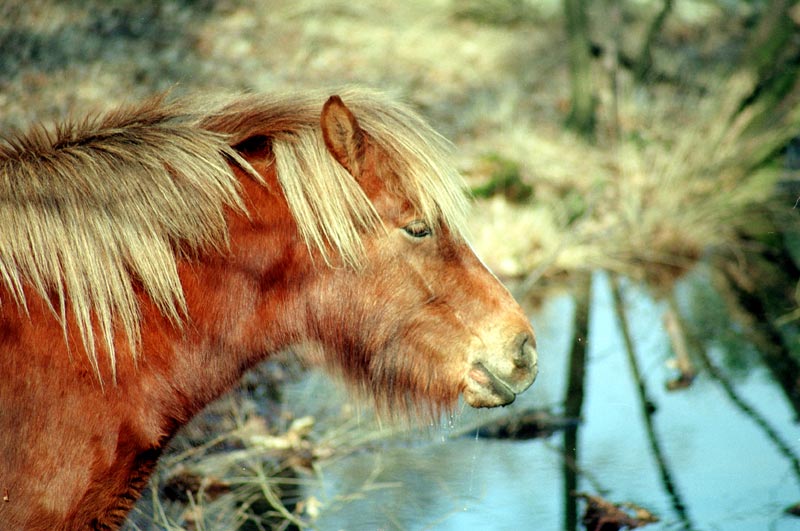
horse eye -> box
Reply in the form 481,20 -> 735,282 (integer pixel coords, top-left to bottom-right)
402,220 -> 432,239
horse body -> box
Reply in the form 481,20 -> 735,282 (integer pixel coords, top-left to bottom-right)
0,90 -> 537,530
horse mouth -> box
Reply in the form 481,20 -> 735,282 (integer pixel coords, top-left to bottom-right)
464,359 -> 538,408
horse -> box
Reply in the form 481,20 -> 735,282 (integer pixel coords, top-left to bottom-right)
0,88 -> 538,530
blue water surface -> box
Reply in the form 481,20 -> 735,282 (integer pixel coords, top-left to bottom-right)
302,270 -> 800,531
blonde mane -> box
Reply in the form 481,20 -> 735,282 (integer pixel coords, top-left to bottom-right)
202,88 -> 469,264
0,88 -> 469,381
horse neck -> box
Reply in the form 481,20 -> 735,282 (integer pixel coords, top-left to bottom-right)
148,163 -> 312,417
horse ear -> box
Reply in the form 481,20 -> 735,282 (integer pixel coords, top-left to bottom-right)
321,95 -> 365,177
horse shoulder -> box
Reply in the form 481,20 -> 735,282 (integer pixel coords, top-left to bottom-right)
0,292 -> 183,529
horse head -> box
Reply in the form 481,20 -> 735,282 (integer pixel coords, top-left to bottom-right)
294,95 -> 538,413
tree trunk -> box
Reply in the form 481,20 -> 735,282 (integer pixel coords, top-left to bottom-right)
563,272 -> 592,531
633,0 -> 674,82
739,0 -> 800,135
564,0 -> 596,139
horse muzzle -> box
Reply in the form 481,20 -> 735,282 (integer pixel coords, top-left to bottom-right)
464,332 -> 538,408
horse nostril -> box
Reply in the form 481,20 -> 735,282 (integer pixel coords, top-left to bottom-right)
511,332 -> 536,369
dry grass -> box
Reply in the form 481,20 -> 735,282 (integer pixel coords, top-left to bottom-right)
124,362 -> 421,530
467,72 -> 794,290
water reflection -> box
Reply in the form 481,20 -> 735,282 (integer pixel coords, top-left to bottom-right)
301,268 -> 800,531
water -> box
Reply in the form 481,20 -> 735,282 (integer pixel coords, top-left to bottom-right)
301,269 -> 800,531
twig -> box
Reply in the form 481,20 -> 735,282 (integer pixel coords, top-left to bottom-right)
663,292 -> 696,387
710,260 -> 800,420
673,293 -> 800,483
610,275 -> 694,530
